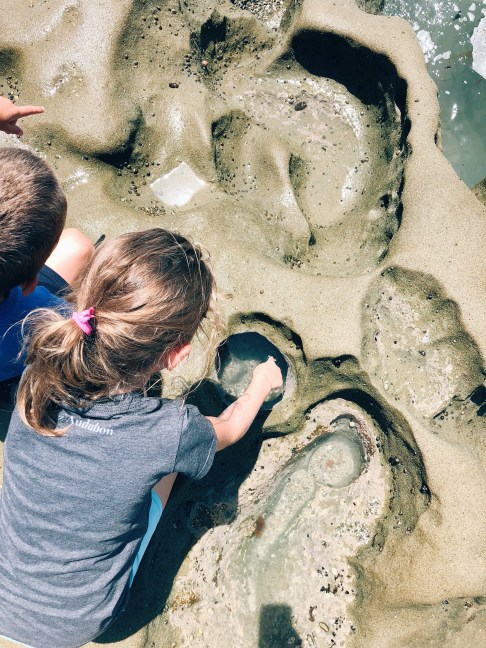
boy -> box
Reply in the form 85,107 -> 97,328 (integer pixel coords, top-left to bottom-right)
0,98 -> 93,388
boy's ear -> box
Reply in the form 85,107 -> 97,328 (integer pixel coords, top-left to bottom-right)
164,343 -> 192,371
21,276 -> 38,296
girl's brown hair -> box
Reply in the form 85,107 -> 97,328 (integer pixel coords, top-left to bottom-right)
17,228 -> 216,436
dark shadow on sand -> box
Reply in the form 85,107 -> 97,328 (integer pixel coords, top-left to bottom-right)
96,379 -> 270,643
291,30 -> 407,112
259,604 -> 303,648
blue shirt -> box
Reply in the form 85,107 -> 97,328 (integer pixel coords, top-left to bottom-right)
0,286 -> 64,381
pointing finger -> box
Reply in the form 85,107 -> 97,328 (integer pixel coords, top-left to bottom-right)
13,105 -> 45,118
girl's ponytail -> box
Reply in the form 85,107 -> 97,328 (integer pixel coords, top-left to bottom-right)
18,308 -> 96,436
17,228 -> 218,436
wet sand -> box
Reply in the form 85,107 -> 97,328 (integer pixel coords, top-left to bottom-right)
0,0 -> 485,646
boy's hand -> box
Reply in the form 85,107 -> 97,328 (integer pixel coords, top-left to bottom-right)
0,97 -> 45,136
252,356 -> 284,393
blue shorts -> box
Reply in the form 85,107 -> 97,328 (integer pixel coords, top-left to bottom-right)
0,490 -> 163,647
37,265 -> 68,297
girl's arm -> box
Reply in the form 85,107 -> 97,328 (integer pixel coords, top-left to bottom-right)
206,357 -> 283,451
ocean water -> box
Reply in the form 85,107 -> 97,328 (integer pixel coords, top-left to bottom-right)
383,0 -> 486,187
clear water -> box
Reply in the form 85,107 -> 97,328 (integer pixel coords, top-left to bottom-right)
383,0 -> 486,187
310,414 -> 367,488
216,332 -> 289,409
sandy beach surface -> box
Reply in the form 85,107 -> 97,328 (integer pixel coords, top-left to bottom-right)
1,0 -> 486,646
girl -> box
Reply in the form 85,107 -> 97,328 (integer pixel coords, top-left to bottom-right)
0,228 -> 282,648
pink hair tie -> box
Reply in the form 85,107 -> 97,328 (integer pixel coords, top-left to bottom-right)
72,307 -> 95,335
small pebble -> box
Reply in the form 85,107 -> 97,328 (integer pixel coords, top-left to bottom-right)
294,101 -> 307,111
169,82 -> 179,88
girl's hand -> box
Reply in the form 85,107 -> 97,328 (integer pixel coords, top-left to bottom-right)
252,356 -> 283,392
0,97 -> 45,136
209,357 -> 284,451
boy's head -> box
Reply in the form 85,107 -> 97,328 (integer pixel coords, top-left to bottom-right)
0,147 -> 67,294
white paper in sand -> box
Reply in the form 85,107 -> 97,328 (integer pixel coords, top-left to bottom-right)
149,162 -> 207,207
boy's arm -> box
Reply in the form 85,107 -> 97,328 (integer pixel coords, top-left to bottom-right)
207,357 -> 283,451
0,97 -> 44,136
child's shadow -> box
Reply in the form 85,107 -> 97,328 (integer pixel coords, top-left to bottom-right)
97,380 -> 271,643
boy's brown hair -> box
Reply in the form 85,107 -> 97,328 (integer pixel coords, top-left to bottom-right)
0,147 -> 67,293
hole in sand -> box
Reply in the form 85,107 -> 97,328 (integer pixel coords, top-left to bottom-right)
216,332 -> 289,410
309,414 -> 367,488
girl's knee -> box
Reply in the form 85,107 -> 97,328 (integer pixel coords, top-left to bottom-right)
45,228 -> 94,284
60,228 -> 94,265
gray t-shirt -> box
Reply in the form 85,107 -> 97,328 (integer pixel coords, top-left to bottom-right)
0,392 -> 216,648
